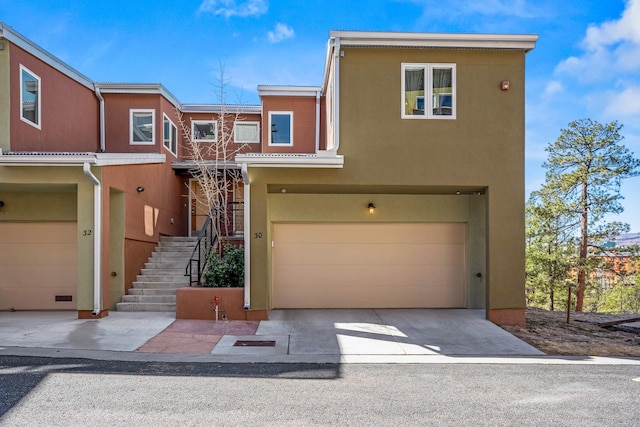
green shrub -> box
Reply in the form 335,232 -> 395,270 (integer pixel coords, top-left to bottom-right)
202,244 -> 244,287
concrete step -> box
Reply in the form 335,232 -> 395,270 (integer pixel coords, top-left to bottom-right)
131,281 -> 187,289
121,295 -> 176,303
150,252 -> 193,259
155,246 -> 195,252
118,235 -> 198,312
144,261 -> 189,269
128,288 -> 178,296
161,236 -> 198,242
136,275 -> 189,283
159,241 -> 198,248
116,302 -> 176,312
139,268 -> 189,276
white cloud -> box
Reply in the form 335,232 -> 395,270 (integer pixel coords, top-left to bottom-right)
198,0 -> 267,18
556,0 -> 640,79
603,86 -> 640,118
267,23 -> 294,44
542,80 -> 563,98
400,0 -> 553,19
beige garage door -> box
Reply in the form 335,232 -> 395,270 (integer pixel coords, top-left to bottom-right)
0,222 -> 77,310
272,223 -> 466,308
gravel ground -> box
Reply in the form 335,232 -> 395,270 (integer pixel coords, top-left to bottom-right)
502,308 -> 640,357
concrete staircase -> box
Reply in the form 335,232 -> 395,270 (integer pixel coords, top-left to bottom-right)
116,236 -> 197,312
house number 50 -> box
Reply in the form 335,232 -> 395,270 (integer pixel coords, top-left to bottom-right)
254,232 -> 263,239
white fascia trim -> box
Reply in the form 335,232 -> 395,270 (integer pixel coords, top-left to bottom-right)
330,31 -> 538,51
94,153 -> 166,166
0,22 -> 94,89
258,85 -> 323,97
236,154 -> 344,168
0,153 -> 165,166
182,104 -> 262,115
95,83 -> 182,109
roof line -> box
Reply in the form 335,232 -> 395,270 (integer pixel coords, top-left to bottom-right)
0,22 -> 95,89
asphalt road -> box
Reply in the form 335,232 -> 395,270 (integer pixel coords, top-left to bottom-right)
1,356 -> 639,426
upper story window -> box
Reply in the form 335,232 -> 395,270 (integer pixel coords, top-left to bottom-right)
130,109 -> 155,145
20,65 -> 41,129
192,120 -> 217,142
234,121 -> 260,144
269,112 -> 293,146
163,114 -> 178,156
402,63 -> 456,119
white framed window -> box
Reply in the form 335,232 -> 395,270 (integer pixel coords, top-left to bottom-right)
268,112 -> 293,146
20,65 -> 41,129
192,120 -> 217,142
402,63 -> 456,119
130,109 -> 155,145
234,121 -> 260,143
163,114 -> 178,156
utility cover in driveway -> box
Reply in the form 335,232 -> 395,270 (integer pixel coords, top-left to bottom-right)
272,223 -> 466,308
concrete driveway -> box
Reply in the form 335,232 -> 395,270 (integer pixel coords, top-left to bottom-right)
215,309 -> 544,357
0,309 -> 545,362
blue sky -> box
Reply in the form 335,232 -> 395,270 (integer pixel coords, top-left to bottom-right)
3,0 -> 640,232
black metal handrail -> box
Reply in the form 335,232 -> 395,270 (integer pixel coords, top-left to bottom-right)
185,211 -> 219,286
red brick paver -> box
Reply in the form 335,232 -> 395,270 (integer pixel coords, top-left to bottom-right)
136,320 -> 259,354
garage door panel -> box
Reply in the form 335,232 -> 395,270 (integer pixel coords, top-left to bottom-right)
275,243 -> 465,267
0,243 -> 77,266
275,264 -> 464,288
0,222 -> 77,310
274,284 -> 464,308
273,223 -> 467,308
274,223 -> 465,245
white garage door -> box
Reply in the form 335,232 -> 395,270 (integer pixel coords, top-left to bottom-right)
0,222 -> 77,310
272,223 -> 466,308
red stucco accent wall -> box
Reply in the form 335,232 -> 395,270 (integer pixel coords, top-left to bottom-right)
9,44 -> 99,152
261,96 -> 317,154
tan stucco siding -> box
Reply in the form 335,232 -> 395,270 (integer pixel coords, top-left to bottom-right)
0,166 -> 96,310
335,47 -> 526,312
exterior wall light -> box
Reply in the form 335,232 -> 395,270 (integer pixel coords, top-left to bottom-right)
501,80 -> 510,91
136,186 -> 145,193
368,202 -> 376,215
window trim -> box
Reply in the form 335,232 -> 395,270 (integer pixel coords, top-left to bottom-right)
19,64 -> 41,129
191,120 -> 218,143
268,111 -> 294,146
401,63 -> 456,120
163,113 -> 178,156
130,109 -> 155,145
234,121 -> 260,144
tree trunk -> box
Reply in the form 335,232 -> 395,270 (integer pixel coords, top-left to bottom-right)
575,181 -> 589,312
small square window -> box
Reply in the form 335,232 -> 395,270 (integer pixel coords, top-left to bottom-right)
234,121 -> 260,143
269,112 -> 293,146
20,65 -> 41,129
402,63 -> 456,119
130,110 -> 155,145
192,120 -> 217,142
163,114 -> 178,156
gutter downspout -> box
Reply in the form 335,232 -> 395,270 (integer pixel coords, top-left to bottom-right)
241,163 -> 251,309
333,37 -> 341,153
94,85 -> 105,152
315,89 -> 320,153
83,163 -> 102,315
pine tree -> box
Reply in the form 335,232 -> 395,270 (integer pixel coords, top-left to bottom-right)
537,119 -> 640,311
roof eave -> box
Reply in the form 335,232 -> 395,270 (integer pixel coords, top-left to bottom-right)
0,22 -> 95,89
235,153 -> 344,168
330,30 -> 538,51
